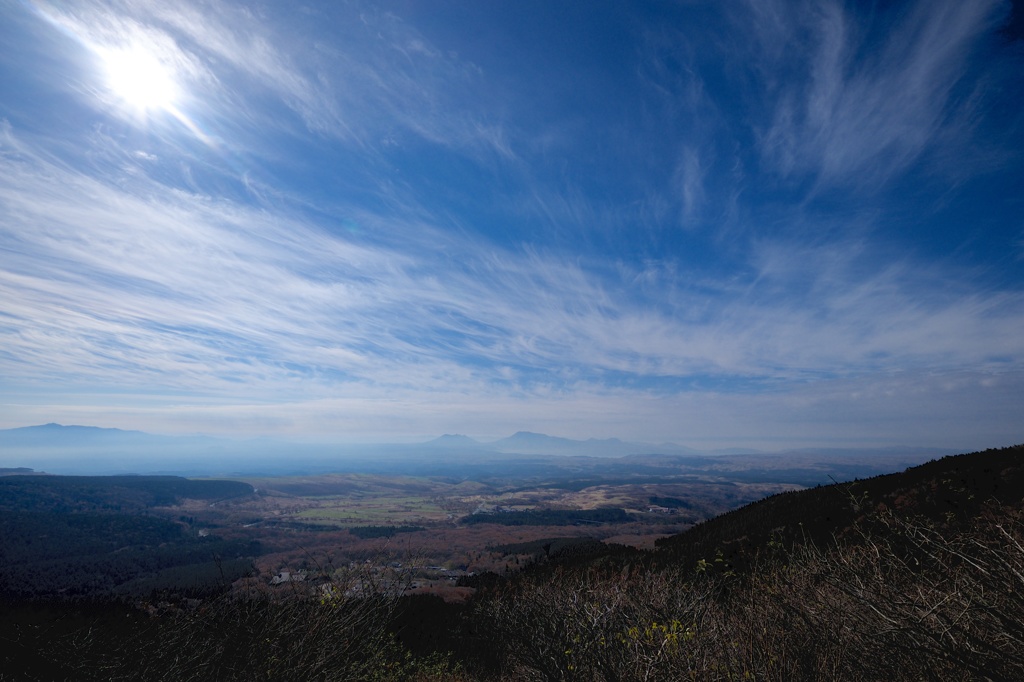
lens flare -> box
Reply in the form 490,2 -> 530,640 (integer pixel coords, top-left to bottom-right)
100,43 -> 179,113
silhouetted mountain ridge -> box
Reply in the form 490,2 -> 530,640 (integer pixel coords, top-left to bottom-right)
652,443 -> 1024,571
424,434 -> 483,449
0,423 -> 961,476
486,431 -> 700,456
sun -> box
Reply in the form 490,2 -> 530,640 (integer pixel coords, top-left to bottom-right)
100,42 -> 180,114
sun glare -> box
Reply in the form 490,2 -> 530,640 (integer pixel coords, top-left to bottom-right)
100,43 -> 179,113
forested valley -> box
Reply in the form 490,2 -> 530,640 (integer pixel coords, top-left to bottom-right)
2,445 -> 1023,680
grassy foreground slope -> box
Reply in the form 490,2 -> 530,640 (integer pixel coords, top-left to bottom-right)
1,445 -> 1022,680
652,443 -> 1024,571
476,444 -> 1024,680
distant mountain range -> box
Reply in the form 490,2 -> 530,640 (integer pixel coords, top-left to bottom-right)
3,424 -> 701,457
425,430 -> 704,457
0,423 -> 220,449
492,431 -> 698,456
0,424 -> 284,474
0,423 -> 960,476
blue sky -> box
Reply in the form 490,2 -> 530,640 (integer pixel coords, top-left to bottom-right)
1,0 -> 1022,450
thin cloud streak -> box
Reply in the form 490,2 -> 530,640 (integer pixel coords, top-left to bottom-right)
2,127 -> 1020,395
754,0 -> 1006,188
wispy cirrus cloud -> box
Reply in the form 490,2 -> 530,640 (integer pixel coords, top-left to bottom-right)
3,120 -> 1020,395
752,0 -> 1007,188
30,0 -> 515,164
1,0 -> 1021,450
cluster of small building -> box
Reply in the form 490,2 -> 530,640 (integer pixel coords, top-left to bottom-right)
268,562 -> 474,596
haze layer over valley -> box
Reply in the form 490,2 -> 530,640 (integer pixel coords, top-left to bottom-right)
0,423 -> 956,478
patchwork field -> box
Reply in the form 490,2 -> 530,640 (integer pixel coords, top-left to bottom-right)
2,449 -> 941,601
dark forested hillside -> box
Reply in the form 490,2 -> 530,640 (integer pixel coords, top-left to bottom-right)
2,446 -> 1023,680
0,474 -> 253,512
0,475 -> 257,599
465,444 -> 1024,680
462,507 -> 631,526
652,443 -> 1024,572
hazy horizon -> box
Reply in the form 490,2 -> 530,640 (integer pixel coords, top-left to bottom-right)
1,421 -> 972,479
0,420 -> 1012,452
2,1 -> 1022,454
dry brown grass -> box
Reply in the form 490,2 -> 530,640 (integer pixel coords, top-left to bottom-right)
478,503 -> 1024,681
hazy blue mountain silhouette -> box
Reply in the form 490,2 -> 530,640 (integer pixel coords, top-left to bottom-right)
424,434 -> 486,449
0,423 -> 219,449
487,431 -> 700,456
1,424 -> 957,477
